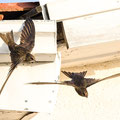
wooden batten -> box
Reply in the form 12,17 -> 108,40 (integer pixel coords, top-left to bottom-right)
47,0 -> 120,21
62,9 -> 120,48
0,20 -> 57,62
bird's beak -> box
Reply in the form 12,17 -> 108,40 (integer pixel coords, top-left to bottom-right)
85,94 -> 88,98
84,89 -> 88,98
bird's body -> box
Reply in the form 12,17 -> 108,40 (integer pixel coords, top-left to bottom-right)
28,71 -> 120,98
0,18 -> 35,94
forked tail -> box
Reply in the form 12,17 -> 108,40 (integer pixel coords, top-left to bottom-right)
28,80 -> 74,86
0,63 -> 18,95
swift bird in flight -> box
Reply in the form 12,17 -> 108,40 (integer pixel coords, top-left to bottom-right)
0,18 -> 35,94
28,71 -> 120,97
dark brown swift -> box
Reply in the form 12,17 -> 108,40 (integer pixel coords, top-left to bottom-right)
0,18 -> 35,94
28,71 -> 120,97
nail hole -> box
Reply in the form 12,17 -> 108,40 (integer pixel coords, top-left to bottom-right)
25,100 -> 28,103
24,108 -> 28,110
48,100 -> 52,103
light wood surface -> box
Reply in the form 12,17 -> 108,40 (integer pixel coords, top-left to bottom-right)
63,9 -> 120,48
47,0 -> 120,21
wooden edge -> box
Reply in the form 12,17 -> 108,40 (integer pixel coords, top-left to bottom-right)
54,8 -> 120,22
61,22 -> 69,49
20,112 -> 38,120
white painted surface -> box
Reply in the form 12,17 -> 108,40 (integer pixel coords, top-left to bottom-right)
39,0 -> 57,5
0,20 -> 57,62
31,62 -> 120,120
0,53 -> 61,113
47,0 -> 120,21
63,9 -> 120,48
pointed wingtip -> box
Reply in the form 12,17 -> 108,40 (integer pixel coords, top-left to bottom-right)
26,82 -> 39,85
61,70 -> 65,73
61,71 -> 68,74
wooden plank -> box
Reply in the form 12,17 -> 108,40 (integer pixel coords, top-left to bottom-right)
58,41 -> 120,68
41,5 -> 49,20
0,53 -> 61,113
20,112 -> 37,120
0,110 -> 29,120
63,9 -> 120,48
0,20 -> 57,62
47,0 -> 120,21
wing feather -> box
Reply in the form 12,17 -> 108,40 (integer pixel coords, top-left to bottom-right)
0,61 -> 19,95
62,71 -> 87,79
20,18 -> 35,52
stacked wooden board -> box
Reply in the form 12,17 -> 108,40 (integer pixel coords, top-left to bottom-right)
46,0 -> 120,67
46,0 -> 120,21
62,10 -> 120,48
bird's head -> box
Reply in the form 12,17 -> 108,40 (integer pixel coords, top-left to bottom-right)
82,88 -> 88,98
25,53 -> 35,62
75,88 -> 88,98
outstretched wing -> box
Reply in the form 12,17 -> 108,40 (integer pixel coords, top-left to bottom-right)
27,80 -> 75,87
62,71 -> 87,79
20,18 -> 35,52
86,72 -> 120,88
86,78 -> 99,87
0,56 -> 24,95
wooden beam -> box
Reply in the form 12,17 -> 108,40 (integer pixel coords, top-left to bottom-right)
47,0 -> 120,21
62,9 -> 120,48
19,6 -> 42,19
58,41 -> 120,68
0,110 -> 29,120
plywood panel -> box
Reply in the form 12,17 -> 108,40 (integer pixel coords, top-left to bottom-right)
0,20 -> 57,62
0,53 -> 61,113
63,10 -> 120,48
47,0 -> 120,21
